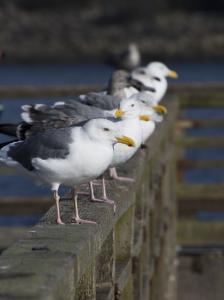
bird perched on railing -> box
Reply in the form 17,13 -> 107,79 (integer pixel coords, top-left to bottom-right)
0,61 -> 173,223
108,95 -> 163,182
129,62 -> 178,102
108,43 -> 141,71
0,91 -> 165,210
0,118 -> 135,225
79,62 -> 178,105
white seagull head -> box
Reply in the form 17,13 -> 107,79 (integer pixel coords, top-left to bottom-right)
130,92 -> 167,116
115,98 -> 143,119
145,62 -> 178,79
134,91 -> 155,108
83,118 -> 136,147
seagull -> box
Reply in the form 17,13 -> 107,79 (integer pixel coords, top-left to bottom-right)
87,96 -> 160,199
20,97 -> 125,127
108,43 -> 141,71
108,98 -> 150,182
109,96 -> 164,181
107,70 -> 131,99
130,62 -> 178,103
0,118 -> 135,225
87,98 -> 145,203
79,69 -> 156,110
19,89 -> 164,137
79,66 -> 157,107
79,62 -> 176,107
0,94 -> 164,209
0,95 -> 150,140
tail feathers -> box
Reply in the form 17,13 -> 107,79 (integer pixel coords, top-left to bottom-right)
16,122 -> 32,140
21,104 -> 50,123
0,139 -> 18,149
0,123 -> 18,137
0,122 -> 33,140
0,139 -> 20,168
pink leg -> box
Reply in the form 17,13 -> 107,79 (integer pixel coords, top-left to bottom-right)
101,177 -> 116,213
71,188 -> 96,224
90,180 -> 115,211
89,181 -> 104,202
109,167 -> 134,182
53,190 -> 65,225
77,180 -> 101,197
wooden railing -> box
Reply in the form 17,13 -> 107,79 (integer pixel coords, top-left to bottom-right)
0,97 -> 178,300
173,85 -> 224,246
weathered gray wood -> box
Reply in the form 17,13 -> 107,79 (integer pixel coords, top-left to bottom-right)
178,183 -> 224,199
178,219 -> 224,245
178,256 -> 224,300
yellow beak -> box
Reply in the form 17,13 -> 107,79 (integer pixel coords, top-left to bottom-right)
153,104 -> 167,114
116,135 -> 136,147
139,115 -> 151,121
115,109 -> 125,118
167,70 -> 178,78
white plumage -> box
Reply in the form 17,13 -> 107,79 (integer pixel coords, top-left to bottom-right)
0,118 -> 135,224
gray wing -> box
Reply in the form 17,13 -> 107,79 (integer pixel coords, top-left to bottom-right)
8,127 -> 73,171
21,100 -> 109,132
22,104 -> 78,124
79,92 -> 120,110
56,100 -> 109,119
107,70 -> 130,98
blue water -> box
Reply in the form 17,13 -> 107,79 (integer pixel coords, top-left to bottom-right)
186,148 -> 224,160
184,108 -> 224,120
0,62 -> 223,225
0,63 -> 113,86
170,62 -> 224,83
0,62 -> 224,86
184,168 -> 224,184
0,173 -> 69,197
196,211 -> 224,221
0,215 -> 42,227
186,127 -> 224,137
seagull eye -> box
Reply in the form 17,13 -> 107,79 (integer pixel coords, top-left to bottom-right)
103,128 -> 110,131
131,104 -> 135,107
138,70 -> 146,75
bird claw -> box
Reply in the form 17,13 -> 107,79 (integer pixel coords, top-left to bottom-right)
56,218 -> 65,225
114,176 -> 134,182
103,198 -> 116,213
91,198 -> 116,214
71,217 -> 97,224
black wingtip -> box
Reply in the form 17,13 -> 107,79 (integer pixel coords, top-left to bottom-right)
0,139 -> 18,149
0,123 -> 18,137
140,144 -> 148,149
